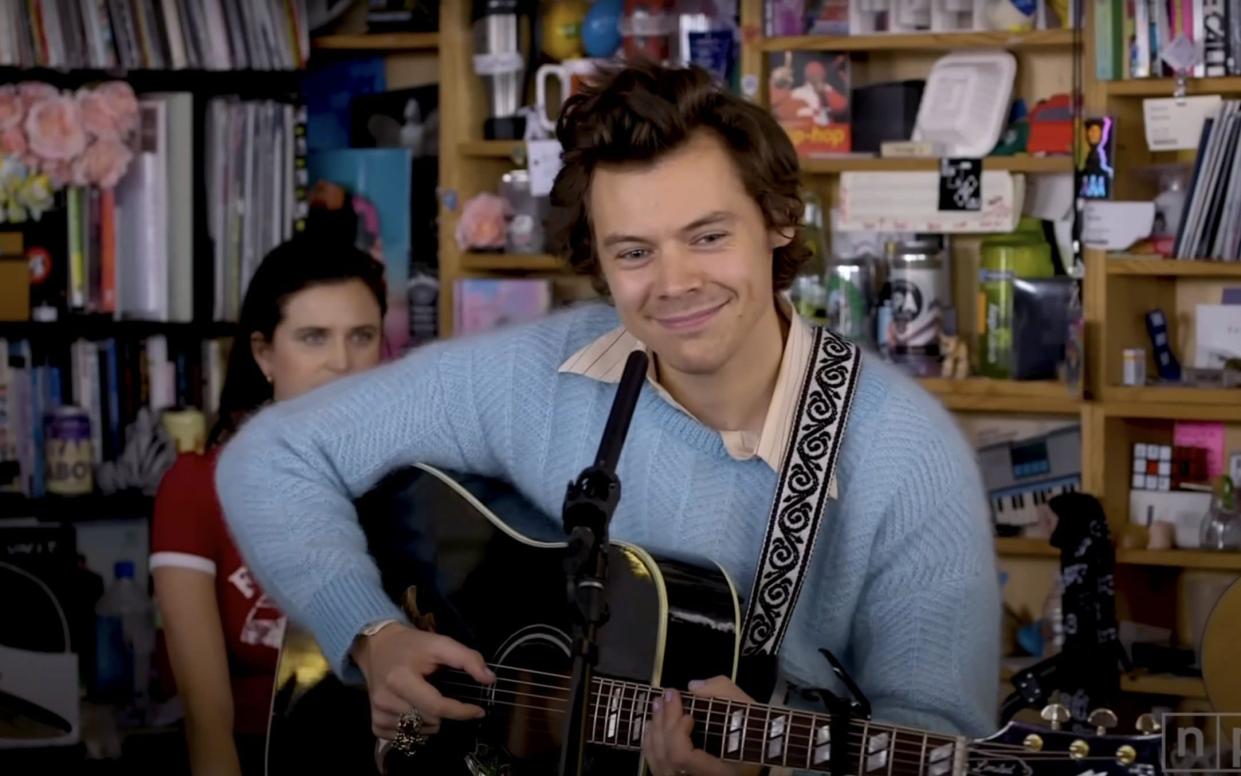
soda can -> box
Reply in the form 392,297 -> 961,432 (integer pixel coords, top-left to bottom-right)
1123,348 -> 1147,386
45,405 -> 93,496
161,407 -> 206,454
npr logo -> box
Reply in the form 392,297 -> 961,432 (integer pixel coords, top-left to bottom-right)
1163,714 -> 1241,773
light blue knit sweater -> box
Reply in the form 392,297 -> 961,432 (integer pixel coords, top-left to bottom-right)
214,302 -> 1000,740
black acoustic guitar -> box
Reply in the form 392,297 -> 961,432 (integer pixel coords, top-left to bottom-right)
266,463 -> 1165,776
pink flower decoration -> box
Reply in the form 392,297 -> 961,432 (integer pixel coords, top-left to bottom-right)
77,90 -> 121,139
0,85 -> 23,131
24,95 -> 87,163
0,126 -> 26,157
93,81 -> 139,136
17,82 -> 58,112
73,137 -> 133,189
455,193 -> 511,251
43,160 -> 74,188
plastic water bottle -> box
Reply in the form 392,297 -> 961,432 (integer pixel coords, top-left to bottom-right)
94,561 -> 154,723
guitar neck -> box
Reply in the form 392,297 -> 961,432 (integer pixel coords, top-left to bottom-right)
583,676 -> 965,776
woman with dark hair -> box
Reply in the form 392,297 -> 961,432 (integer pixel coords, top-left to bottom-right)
149,233 -> 387,776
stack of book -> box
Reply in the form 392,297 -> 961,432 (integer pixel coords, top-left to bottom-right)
0,0 -> 310,70
1096,0 -> 1241,80
1172,100 -> 1241,261
0,334 -> 230,499
19,93 -> 305,325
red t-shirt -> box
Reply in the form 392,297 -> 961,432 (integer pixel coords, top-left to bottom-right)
150,450 -> 287,737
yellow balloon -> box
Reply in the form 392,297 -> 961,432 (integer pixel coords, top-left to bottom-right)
542,0 -> 589,61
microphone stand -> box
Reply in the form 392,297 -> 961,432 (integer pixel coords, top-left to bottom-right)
558,350 -> 648,776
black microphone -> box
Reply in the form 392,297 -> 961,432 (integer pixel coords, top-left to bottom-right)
558,349 -> 647,776
593,350 -> 648,475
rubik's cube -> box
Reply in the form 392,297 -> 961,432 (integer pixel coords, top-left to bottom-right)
1133,444 -> 1171,491
1171,446 -> 1209,489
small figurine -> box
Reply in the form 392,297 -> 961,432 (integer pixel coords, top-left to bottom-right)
939,333 -> 970,379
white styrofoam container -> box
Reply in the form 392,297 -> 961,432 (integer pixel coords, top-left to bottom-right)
912,49 -> 1018,157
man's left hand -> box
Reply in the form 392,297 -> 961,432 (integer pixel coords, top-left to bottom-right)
642,676 -> 763,776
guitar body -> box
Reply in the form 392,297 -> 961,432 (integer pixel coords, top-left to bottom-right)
267,464 -> 742,775
1203,577 -> 1241,713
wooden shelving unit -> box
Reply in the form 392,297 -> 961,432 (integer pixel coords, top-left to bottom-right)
997,538 -> 1241,571
459,140 -> 526,160
311,32 -> 440,51
1100,387 -> 1241,420
460,253 -> 565,272
1121,672 -> 1208,699
801,155 -> 1073,174
918,377 -> 1082,414
1105,255 -> 1241,277
1103,75 -> 1241,97
758,28 -> 1076,52
1116,549 -> 1241,571
995,537 -> 1059,557
1080,20 -> 1241,704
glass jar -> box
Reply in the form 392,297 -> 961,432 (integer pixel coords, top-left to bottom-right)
500,170 -> 545,254
1200,476 -> 1241,551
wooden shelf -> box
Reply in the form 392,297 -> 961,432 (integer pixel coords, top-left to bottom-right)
918,377 -> 1082,414
998,537 -> 1241,570
459,140 -> 525,160
459,253 -> 565,272
0,316 -> 239,340
1106,255 -> 1241,277
0,491 -> 154,522
1120,671 -> 1208,698
1104,76 -> 1241,97
759,28 -> 1076,52
1101,387 -> 1241,421
311,32 -> 439,52
1116,548 -> 1241,570
800,155 -> 1073,174
1005,662 -> 1206,697
996,537 -> 1059,557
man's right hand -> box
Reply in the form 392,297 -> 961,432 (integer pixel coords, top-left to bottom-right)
351,623 -> 495,740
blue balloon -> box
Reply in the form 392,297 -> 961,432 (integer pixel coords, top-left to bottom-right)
582,0 -> 623,58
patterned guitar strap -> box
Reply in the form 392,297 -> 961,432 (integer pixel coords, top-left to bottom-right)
736,325 -> 862,704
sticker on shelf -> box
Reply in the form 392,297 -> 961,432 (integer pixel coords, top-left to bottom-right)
937,158 -> 982,212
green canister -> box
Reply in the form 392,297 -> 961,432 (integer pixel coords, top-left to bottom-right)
978,232 -> 1054,378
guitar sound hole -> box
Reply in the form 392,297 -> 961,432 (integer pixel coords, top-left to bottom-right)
484,638 -> 572,766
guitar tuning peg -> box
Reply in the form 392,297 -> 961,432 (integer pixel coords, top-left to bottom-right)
1089,708 -> 1119,736
1041,703 -> 1071,731
1136,713 -> 1162,735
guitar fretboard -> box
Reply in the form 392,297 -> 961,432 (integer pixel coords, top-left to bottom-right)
584,676 -> 964,775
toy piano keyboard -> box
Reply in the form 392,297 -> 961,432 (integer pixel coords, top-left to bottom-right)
979,425 -> 1082,535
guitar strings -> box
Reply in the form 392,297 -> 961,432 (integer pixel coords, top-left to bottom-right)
434,664 -> 1055,757
423,684 -> 1129,773
434,665 -> 1088,759
428,676 -> 1128,766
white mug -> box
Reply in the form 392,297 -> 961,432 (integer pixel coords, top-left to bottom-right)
536,58 -> 604,131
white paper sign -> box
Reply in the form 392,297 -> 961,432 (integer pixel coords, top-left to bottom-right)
1144,95 -> 1223,151
1194,304 -> 1241,368
526,139 -> 563,197
1081,200 -> 1155,250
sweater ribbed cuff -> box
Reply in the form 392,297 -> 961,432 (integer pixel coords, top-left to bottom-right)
304,570 -> 406,685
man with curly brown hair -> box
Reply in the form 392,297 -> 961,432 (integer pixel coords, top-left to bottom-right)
217,61 -> 999,776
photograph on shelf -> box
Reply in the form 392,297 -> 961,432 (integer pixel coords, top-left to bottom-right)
767,50 -> 852,157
